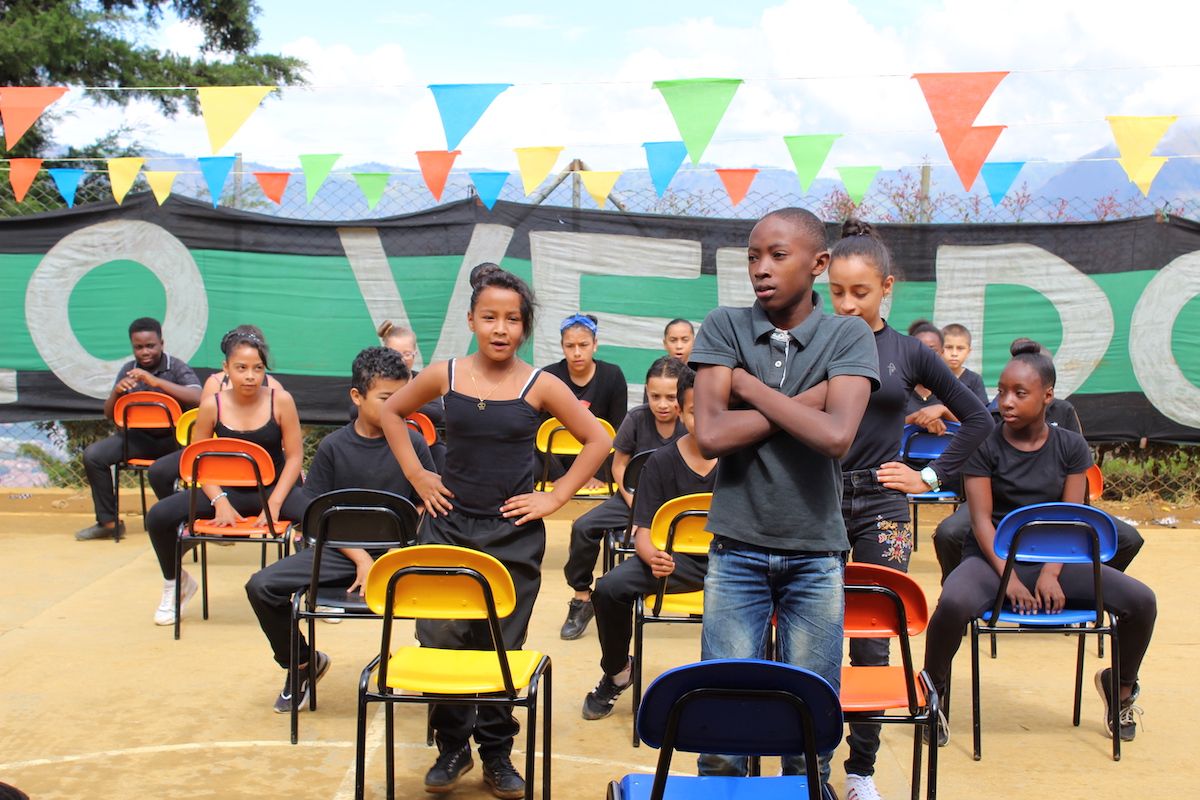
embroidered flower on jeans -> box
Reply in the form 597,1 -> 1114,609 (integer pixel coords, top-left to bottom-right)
876,517 -> 912,563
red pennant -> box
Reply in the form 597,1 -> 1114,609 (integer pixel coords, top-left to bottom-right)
949,126 -> 1006,191
0,87 -> 69,150
715,168 -> 758,206
912,72 -> 1008,154
416,150 -> 460,202
8,157 -> 42,202
253,172 -> 291,204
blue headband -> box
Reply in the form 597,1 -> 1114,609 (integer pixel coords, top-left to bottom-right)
560,314 -> 597,334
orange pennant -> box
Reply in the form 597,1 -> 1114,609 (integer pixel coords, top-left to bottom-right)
416,150 -> 460,202
0,87 -> 69,150
912,72 -> 1008,154
949,126 -> 1006,191
8,158 -> 42,202
715,168 -> 758,206
254,172 -> 291,204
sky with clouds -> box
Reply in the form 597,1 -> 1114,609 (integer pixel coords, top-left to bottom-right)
47,0 -> 1200,176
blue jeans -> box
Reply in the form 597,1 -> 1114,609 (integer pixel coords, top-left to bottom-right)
697,536 -> 845,784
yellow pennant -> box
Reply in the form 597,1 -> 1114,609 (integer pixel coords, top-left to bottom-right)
1106,115 -> 1176,181
197,86 -> 274,155
513,146 -> 563,195
580,171 -> 622,209
144,171 -> 179,205
1121,156 -> 1168,197
107,157 -> 146,205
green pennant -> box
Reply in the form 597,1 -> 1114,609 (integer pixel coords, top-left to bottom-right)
299,154 -> 342,204
836,166 -> 881,207
783,134 -> 842,194
652,78 -> 743,166
353,172 -> 391,211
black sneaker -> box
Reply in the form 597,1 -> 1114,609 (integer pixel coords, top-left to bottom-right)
921,708 -> 949,747
582,658 -> 633,720
1095,668 -> 1143,741
481,755 -> 525,800
273,651 -> 331,713
75,521 -> 124,541
425,743 -> 474,794
560,597 -> 594,640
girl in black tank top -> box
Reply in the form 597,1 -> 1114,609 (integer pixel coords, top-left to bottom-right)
379,265 -> 611,788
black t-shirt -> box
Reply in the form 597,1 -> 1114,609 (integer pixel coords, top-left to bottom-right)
631,440 -> 718,530
543,359 -> 628,430
987,396 -> 1082,434
907,367 -> 988,414
303,423 -> 432,504
960,424 -> 1093,558
613,404 -> 686,456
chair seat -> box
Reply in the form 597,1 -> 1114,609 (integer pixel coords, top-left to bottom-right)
125,458 -> 156,467
191,518 -> 291,536
980,608 -> 1098,626
311,584 -> 373,614
840,666 -> 929,712
618,774 -> 812,800
906,490 -> 960,501
385,646 -> 545,694
535,481 -> 616,496
643,591 -> 704,617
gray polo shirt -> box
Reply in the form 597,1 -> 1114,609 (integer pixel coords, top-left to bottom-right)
690,294 -> 879,552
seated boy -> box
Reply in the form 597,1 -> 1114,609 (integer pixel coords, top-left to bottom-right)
905,322 -> 988,434
581,366 -> 715,719
244,346 -> 433,713
75,317 -> 202,541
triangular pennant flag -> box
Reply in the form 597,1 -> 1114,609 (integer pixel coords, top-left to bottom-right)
299,154 -> 341,203
836,166 -> 881,206
579,171 -> 622,209
715,168 -> 758,206
0,87 -> 68,150
48,168 -> 85,208
783,134 -> 842,193
948,125 -> 1006,191
642,141 -> 688,197
106,157 -> 145,205
428,84 -> 512,151
979,161 -> 1025,207
143,171 -> 178,205
1107,116 -> 1177,183
8,158 -> 41,203
912,72 -> 1008,155
197,156 -> 236,208
652,78 -> 743,165
513,146 -> 563,196
353,172 -> 391,210
253,172 -> 290,204
1123,156 -> 1168,197
469,172 -> 509,210
196,86 -> 274,155
416,150 -> 460,202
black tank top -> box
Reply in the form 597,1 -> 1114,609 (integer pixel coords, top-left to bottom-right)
215,389 -> 286,477
442,358 -> 541,517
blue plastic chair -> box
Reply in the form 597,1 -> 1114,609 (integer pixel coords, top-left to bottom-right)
609,659 -> 843,800
969,502 -> 1121,761
900,422 -> 962,552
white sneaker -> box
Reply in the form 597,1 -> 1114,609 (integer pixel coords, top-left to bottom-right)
846,774 -> 883,800
154,571 -> 199,626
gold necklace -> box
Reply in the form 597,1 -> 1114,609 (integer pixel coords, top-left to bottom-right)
469,356 -> 517,410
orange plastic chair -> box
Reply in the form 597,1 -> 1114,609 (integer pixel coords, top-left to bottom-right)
405,412 -> 437,447
535,416 -> 617,496
1086,464 -> 1104,504
842,563 -> 939,800
112,391 -> 183,537
173,437 -> 292,639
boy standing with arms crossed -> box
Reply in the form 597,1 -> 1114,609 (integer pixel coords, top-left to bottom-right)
690,208 -> 879,789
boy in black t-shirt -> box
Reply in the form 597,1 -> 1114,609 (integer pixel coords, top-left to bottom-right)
581,366 -> 716,720
245,347 -> 432,713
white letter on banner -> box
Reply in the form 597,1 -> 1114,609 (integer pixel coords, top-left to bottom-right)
931,243 -> 1113,398
25,220 -> 207,399
1130,250 -> 1200,428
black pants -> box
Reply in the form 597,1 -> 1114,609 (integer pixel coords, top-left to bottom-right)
563,493 -> 631,592
933,504 -> 1145,584
146,449 -> 184,503
923,555 -> 1157,696
591,552 -> 707,676
415,509 -> 546,760
82,432 -> 178,524
144,485 -> 308,580
841,470 -> 913,778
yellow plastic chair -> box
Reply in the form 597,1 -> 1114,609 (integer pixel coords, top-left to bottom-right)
535,416 -> 617,496
175,407 -> 200,446
630,492 -> 712,746
354,545 -> 551,800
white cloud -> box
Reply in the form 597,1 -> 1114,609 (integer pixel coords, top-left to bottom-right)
492,14 -> 560,30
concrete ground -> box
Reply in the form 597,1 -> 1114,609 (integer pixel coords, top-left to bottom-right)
0,489 -> 1193,799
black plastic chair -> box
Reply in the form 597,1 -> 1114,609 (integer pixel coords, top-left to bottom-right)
602,449 -> 655,574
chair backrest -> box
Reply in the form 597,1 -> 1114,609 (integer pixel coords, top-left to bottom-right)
180,438 -> 277,487
844,563 -> 929,637
993,502 -> 1118,564
648,492 -> 712,555
536,416 -> 617,455
1086,464 -> 1104,504
175,407 -> 201,445
900,421 -> 961,462
623,449 -> 656,496
365,544 -> 517,620
406,412 -> 438,447
301,489 -> 420,550
114,391 -> 182,430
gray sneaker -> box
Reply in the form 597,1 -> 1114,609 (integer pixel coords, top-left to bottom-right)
75,521 -> 124,541
274,651 -> 331,713
1095,668 -> 1143,741
560,597 -> 594,640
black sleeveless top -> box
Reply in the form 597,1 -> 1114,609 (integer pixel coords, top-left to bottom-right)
215,389 -> 286,478
442,358 -> 541,517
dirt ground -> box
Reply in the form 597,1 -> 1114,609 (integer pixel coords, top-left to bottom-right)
0,489 -> 1193,799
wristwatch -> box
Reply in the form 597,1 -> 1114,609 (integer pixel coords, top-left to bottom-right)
920,466 -> 941,493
